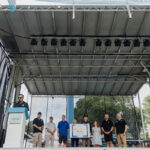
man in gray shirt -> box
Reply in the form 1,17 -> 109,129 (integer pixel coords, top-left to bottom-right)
45,116 -> 56,147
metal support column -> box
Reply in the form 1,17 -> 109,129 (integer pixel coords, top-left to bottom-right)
138,92 -> 146,143
66,95 -> 74,124
14,68 -> 23,103
131,96 -> 140,140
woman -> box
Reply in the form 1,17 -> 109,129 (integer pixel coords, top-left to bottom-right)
92,121 -> 102,147
71,119 -> 79,147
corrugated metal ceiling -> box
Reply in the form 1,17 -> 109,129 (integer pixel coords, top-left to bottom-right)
0,5 -> 150,95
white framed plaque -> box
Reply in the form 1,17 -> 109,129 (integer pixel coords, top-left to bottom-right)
70,124 -> 90,138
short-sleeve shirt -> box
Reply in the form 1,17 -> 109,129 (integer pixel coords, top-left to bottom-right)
101,119 -> 114,132
82,120 -> 92,133
45,122 -> 56,135
57,121 -> 69,136
33,118 -> 44,133
115,119 -> 127,134
14,101 -> 29,111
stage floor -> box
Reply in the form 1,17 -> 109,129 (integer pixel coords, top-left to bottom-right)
0,148 -> 149,150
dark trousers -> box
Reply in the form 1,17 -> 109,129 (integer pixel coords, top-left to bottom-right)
71,138 -> 79,147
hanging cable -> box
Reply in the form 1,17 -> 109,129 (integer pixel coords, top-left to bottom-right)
0,27 -> 31,39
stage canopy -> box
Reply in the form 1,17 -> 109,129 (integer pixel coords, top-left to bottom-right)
0,3 -> 150,95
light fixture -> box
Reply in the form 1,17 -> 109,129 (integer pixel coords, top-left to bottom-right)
51,39 -> 57,46
143,39 -> 150,47
115,39 -> 121,47
96,39 -> 102,46
31,39 -> 37,45
105,39 -> 111,46
41,38 -> 47,46
70,39 -> 76,46
80,39 -> 86,46
61,39 -> 67,46
123,39 -> 130,47
133,39 -> 140,47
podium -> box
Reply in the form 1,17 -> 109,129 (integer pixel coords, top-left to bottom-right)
4,107 -> 29,148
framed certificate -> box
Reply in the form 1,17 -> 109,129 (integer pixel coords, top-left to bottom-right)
70,124 -> 90,138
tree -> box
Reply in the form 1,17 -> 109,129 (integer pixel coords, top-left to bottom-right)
75,96 -> 142,139
143,96 -> 150,123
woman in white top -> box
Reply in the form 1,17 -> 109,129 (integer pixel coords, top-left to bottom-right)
92,121 -> 102,147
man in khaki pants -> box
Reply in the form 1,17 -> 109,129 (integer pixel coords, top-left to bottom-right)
32,112 -> 44,147
45,116 -> 56,147
115,113 -> 128,147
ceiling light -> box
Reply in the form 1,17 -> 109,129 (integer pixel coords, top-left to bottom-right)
70,39 -> 76,46
31,39 -> 37,45
133,39 -> 140,47
143,39 -> 150,47
61,39 -> 67,46
123,39 -> 130,47
115,39 -> 121,47
105,39 -> 111,46
41,38 -> 47,46
80,39 -> 86,46
96,39 -> 102,46
51,39 -> 57,46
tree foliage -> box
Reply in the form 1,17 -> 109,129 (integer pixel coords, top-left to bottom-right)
143,96 -> 150,123
75,96 -> 142,139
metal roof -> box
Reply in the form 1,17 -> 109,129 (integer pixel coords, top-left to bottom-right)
0,4 -> 150,95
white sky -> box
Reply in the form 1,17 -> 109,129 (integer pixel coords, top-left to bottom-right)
1,0 -> 150,6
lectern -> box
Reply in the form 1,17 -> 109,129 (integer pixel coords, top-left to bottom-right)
4,107 -> 29,148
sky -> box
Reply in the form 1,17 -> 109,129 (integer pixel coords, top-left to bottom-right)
1,0 -> 150,6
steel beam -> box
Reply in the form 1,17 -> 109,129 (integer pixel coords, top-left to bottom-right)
15,64 -> 150,68
9,52 -> 150,56
141,61 -> 150,77
24,80 -> 145,83
1,5 -> 150,12
30,35 -> 150,39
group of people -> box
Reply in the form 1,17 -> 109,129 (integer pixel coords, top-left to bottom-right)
14,94 -> 128,148
32,113 -> 128,148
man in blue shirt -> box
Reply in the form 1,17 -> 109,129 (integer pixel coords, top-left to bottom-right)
57,114 -> 69,147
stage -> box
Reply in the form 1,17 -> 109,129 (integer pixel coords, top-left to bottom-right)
0,148 -> 150,150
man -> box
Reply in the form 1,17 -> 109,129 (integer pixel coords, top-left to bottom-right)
101,114 -> 114,147
57,115 -> 69,147
71,119 -> 79,147
32,112 -> 44,147
115,113 -> 128,147
14,94 -> 29,111
45,116 -> 56,147
82,114 -> 91,147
